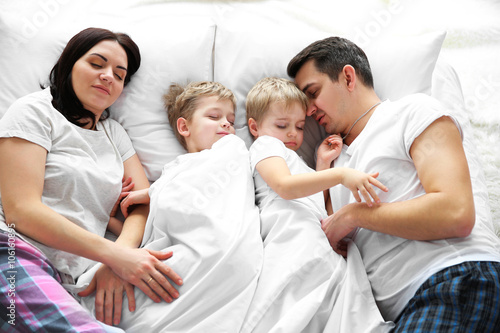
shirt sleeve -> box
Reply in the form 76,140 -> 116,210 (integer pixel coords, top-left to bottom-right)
0,92 -> 54,151
249,136 -> 288,172
402,94 -> 463,158
104,118 -> 136,162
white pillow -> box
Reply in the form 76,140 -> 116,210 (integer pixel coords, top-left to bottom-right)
0,3 -> 216,182
214,20 -> 445,167
108,17 -> 216,181
361,31 -> 447,101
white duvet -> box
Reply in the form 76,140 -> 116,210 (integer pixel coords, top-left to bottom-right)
80,135 -> 263,332
79,135 -> 393,332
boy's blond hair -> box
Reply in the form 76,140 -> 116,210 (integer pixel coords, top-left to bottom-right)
246,77 -> 308,125
163,81 -> 237,149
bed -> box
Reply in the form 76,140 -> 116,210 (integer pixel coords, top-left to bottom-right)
1,0 -> 499,332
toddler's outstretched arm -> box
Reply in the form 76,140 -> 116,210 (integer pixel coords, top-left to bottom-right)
256,158 -> 388,206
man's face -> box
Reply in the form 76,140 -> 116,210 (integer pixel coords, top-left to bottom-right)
294,60 -> 347,135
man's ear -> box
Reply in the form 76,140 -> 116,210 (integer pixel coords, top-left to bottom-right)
342,65 -> 357,92
177,117 -> 190,137
248,118 -> 259,138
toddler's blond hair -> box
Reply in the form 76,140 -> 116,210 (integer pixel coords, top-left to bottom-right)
246,77 -> 308,125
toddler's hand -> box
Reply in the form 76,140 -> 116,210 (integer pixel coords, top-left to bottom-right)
340,169 -> 388,207
317,134 -> 343,169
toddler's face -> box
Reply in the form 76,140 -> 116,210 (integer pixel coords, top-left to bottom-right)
185,96 -> 235,153
256,101 -> 305,151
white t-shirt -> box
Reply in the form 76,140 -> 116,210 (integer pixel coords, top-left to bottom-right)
329,94 -> 500,321
0,88 -> 135,280
250,135 -> 326,219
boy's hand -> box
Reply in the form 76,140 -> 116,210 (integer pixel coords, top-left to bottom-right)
340,169 -> 388,207
110,176 -> 135,217
120,188 -> 150,218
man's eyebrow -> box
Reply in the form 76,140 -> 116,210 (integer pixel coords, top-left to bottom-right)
301,83 -> 312,93
90,53 -> 128,71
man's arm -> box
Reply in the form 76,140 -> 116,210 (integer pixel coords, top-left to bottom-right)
322,116 -> 475,252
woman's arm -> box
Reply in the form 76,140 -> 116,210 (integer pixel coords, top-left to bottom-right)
255,156 -> 387,205
0,137 -> 182,325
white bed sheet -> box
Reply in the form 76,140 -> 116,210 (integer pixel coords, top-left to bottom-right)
81,135 -> 263,332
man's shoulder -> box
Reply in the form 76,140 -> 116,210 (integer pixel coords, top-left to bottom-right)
391,93 -> 441,109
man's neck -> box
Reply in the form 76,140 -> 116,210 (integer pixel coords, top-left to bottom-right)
343,94 -> 381,145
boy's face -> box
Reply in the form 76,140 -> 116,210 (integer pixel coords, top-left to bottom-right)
184,96 -> 235,153
255,101 -> 305,151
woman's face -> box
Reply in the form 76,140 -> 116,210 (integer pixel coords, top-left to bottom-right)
71,40 -> 128,120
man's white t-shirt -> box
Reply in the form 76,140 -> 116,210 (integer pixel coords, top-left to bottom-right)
0,88 -> 135,281
329,94 -> 500,321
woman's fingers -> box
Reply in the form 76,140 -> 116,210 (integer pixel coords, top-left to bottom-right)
146,274 -> 177,303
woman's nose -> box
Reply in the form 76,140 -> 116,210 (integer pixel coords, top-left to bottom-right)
100,70 -> 113,83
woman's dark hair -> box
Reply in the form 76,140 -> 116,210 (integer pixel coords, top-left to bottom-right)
287,36 -> 374,89
48,27 -> 141,128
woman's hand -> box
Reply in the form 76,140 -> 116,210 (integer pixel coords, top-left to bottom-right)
78,265 -> 135,326
339,169 -> 388,207
106,247 -> 183,305
81,247 -> 183,325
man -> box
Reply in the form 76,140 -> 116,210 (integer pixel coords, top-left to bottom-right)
287,36 -> 500,332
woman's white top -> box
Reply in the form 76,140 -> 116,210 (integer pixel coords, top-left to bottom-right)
0,88 -> 135,280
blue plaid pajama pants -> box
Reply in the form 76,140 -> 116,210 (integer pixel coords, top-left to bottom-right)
393,261 -> 500,332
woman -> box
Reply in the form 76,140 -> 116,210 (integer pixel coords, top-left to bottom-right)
0,28 -> 182,332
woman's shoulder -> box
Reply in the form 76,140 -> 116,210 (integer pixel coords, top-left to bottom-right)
7,88 -> 53,111
2,88 -> 61,124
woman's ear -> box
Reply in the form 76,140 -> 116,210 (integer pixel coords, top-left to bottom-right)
177,117 -> 190,137
248,118 -> 259,138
